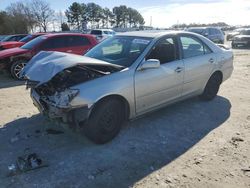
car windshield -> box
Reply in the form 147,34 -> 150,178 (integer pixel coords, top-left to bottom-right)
188,28 -> 205,35
0,35 -> 7,41
85,36 -> 152,67
240,30 -> 250,35
21,36 -> 47,50
1,36 -> 15,42
19,35 -> 33,42
90,30 -> 102,35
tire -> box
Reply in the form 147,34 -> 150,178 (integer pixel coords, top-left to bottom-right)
83,99 -> 125,144
200,73 -> 222,101
10,59 -> 28,80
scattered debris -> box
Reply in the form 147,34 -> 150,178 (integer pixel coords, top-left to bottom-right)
182,174 -> 187,178
247,115 -> 250,121
230,136 -> 244,147
7,153 -> 48,176
164,176 -> 172,184
231,137 -> 244,142
194,157 -> 203,165
15,131 -> 20,136
88,175 -> 95,180
46,128 -> 64,135
161,141 -> 167,145
10,136 -> 19,143
241,168 -> 250,173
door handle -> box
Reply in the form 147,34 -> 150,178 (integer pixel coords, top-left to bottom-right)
175,67 -> 183,73
209,58 -> 214,63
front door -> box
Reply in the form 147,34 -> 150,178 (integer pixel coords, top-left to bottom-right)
135,36 -> 184,114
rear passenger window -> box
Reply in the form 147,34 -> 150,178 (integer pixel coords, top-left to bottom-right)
66,36 -> 90,47
180,36 -> 212,58
40,37 -> 65,49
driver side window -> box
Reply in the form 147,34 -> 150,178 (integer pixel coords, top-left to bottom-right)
146,37 -> 178,64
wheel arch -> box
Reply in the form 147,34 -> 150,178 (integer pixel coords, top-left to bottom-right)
91,94 -> 130,121
8,56 -> 30,70
212,70 -> 223,84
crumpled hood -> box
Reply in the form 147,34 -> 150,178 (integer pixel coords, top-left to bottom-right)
22,51 -> 121,86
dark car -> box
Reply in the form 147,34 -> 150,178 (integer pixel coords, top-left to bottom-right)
0,33 -> 46,51
0,33 -> 98,79
187,27 -> 225,44
226,28 -> 246,41
0,34 -> 27,42
231,29 -> 250,48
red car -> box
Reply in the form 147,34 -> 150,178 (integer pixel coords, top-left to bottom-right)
0,33 -> 98,79
0,33 -> 46,51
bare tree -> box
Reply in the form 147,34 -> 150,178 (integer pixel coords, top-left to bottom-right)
6,1 -> 36,33
31,0 -> 54,32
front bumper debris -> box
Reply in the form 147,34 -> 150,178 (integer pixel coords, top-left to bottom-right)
30,89 -> 89,124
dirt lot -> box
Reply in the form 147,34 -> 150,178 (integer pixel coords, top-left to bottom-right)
0,45 -> 249,188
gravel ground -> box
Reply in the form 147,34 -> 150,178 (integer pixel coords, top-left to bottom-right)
0,45 -> 249,188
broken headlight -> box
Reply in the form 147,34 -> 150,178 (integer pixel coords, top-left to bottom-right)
46,89 -> 79,108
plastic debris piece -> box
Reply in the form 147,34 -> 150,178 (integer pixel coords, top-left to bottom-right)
7,153 -> 48,177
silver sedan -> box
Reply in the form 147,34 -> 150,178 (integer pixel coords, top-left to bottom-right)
22,31 -> 234,144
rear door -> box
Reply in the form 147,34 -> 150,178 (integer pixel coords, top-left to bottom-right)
179,34 -> 216,96
64,35 -> 92,55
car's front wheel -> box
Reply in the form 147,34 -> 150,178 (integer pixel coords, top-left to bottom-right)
200,73 -> 222,101
10,59 -> 28,80
83,98 -> 125,144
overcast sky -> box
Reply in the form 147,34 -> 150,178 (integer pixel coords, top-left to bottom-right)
1,0 -> 250,27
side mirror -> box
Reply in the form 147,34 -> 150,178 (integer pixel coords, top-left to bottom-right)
138,59 -> 160,71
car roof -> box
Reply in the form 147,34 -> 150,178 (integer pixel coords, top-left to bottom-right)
42,33 -> 94,38
32,32 -> 47,36
7,34 -> 27,37
188,27 -> 221,30
92,29 -> 113,31
116,30 -> 190,38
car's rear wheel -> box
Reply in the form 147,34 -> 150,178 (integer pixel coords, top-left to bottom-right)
10,59 -> 27,80
200,73 -> 222,101
83,99 -> 125,144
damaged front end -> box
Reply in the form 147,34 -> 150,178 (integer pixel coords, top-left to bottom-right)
29,65 -> 109,125
22,51 -> 122,126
